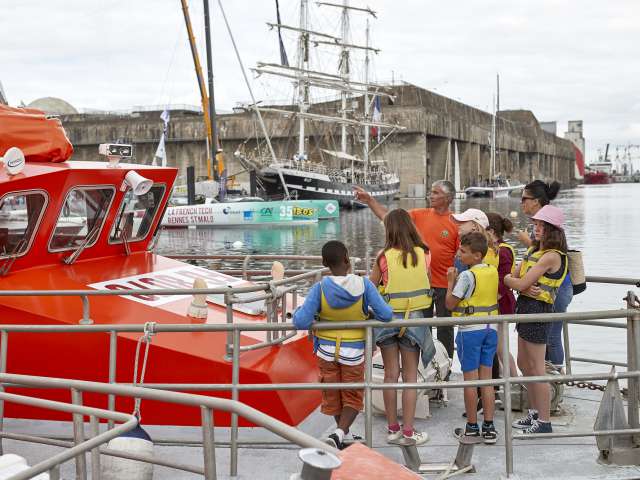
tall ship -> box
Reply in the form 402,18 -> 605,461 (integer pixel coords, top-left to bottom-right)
238,0 -> 404,208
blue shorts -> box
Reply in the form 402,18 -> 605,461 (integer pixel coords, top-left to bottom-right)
455,328 -> 498,373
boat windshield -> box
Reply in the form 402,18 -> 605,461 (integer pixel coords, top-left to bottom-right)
49,187 -> 115,251
0,191 -> 47,259
109,185 -> 165,243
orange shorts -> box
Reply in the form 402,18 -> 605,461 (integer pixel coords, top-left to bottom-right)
317,357 -> 364,415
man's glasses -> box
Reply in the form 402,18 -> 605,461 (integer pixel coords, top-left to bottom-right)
520,196 -> 535,203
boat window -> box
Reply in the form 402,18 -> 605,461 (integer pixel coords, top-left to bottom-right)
0,191 -> 47,258
109,184 -> 166,243
49,187 -> 115,251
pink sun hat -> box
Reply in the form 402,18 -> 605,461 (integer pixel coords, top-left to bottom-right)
451,208 -> 489,229
531,204 -> 565,229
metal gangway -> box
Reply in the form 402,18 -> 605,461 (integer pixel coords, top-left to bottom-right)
0,254 -> 638,479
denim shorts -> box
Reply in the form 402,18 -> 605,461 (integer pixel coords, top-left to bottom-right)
377,333 -> 420,352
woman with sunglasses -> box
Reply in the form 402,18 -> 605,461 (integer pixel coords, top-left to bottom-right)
517,180 -> 573,372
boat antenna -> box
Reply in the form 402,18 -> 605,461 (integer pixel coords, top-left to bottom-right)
217,0 -> 290,199
496,73 -> 500,174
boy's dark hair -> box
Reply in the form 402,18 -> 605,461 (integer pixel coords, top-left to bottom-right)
322,240 -> 349,270
460,231 -> 488,258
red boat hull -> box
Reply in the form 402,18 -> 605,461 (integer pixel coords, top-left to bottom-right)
584,171 -> 611,185
1,254 -> 321,427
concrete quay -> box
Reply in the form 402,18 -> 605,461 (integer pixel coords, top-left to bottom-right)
59,83 -> 579,196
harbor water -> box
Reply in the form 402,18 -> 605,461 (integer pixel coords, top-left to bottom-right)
156,183 -> 640,373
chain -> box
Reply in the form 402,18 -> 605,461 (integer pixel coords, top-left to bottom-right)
564,380 -> 606,392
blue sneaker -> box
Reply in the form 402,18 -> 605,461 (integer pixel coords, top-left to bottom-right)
512,409 -> 538,429
523,419 -> 552,435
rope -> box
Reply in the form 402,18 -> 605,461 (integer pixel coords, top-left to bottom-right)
132,322 -> 156,420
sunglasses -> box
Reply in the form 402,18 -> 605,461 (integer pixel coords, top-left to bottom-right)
520,196 -> 535,203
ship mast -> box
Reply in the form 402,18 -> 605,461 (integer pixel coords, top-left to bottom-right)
363,19 -> 370,181
340,0 -> 350,167
297,0 -> 310,160
490,93 -> 496,180
495,73 -> 500,179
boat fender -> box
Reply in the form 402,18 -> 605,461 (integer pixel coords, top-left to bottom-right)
101,424 -> 154,480
188,277 -> 209,319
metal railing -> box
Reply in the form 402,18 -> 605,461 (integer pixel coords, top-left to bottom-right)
0,373 -> 336,480
0,265 -> 637,478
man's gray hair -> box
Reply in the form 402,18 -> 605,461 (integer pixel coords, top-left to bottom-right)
432,180 -> 456,202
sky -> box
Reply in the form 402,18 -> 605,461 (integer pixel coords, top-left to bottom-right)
2,0 -> 639,167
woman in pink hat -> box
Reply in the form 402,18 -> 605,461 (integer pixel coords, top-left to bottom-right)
504,204 -> 569,435
517,180 -> 573,370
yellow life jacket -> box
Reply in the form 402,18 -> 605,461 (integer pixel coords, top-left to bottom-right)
452,264 -> 499,318
315,283 -> 367,361
520,247 -> 568,304
499,242 -> 516,273
379,247 -> 433,313
483,247 -> 499,269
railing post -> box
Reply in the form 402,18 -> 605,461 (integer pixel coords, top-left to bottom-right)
364,326 -> 373,448
501,319 -> 513,477
79,295 -> 93,325
201,406 -> 217,480
90,415 -> 101,480
0,331 -> 7,456
562,318 -> 572,375
71,388 -> 88,480
49,465 -> 61,480
265,286 -> 274,344
279,292 -> 288,342
230,328 -> 241,477
107,330 -> 117,430
225,291 -> 234,361
626,292 -> 640,445
242,255 -> 251,280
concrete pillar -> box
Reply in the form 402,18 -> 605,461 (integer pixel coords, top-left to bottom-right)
428,137 -> 450,183
480,145 -> 491,182
425,134 -> 431,193
459,142 -> 474,189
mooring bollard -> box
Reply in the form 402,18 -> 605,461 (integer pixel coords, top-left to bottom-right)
292,448 -> 341,480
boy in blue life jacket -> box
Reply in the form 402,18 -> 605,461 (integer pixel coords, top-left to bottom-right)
445,232 -> 499,444
293,240 -> 393,450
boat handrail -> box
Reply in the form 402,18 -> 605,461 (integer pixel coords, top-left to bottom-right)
0,273 -> 638,477
0,373 -> 336,480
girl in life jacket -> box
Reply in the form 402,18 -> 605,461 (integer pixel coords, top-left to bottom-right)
486,212 -> 518,378
370,208 -> 436,446
504,205 -> 568,435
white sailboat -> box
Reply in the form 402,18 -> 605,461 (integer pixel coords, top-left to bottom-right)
465,75 -> 524,199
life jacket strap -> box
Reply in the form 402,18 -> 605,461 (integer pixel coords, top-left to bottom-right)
383,288 -> 434,302
453,304 -> 499,315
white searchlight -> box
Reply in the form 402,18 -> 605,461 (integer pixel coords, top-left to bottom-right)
121,171 -> 153,196
0,147 -> 26,176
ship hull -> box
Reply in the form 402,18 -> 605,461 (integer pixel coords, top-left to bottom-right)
259,167 -> 400,208
584,172 -> 612,185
